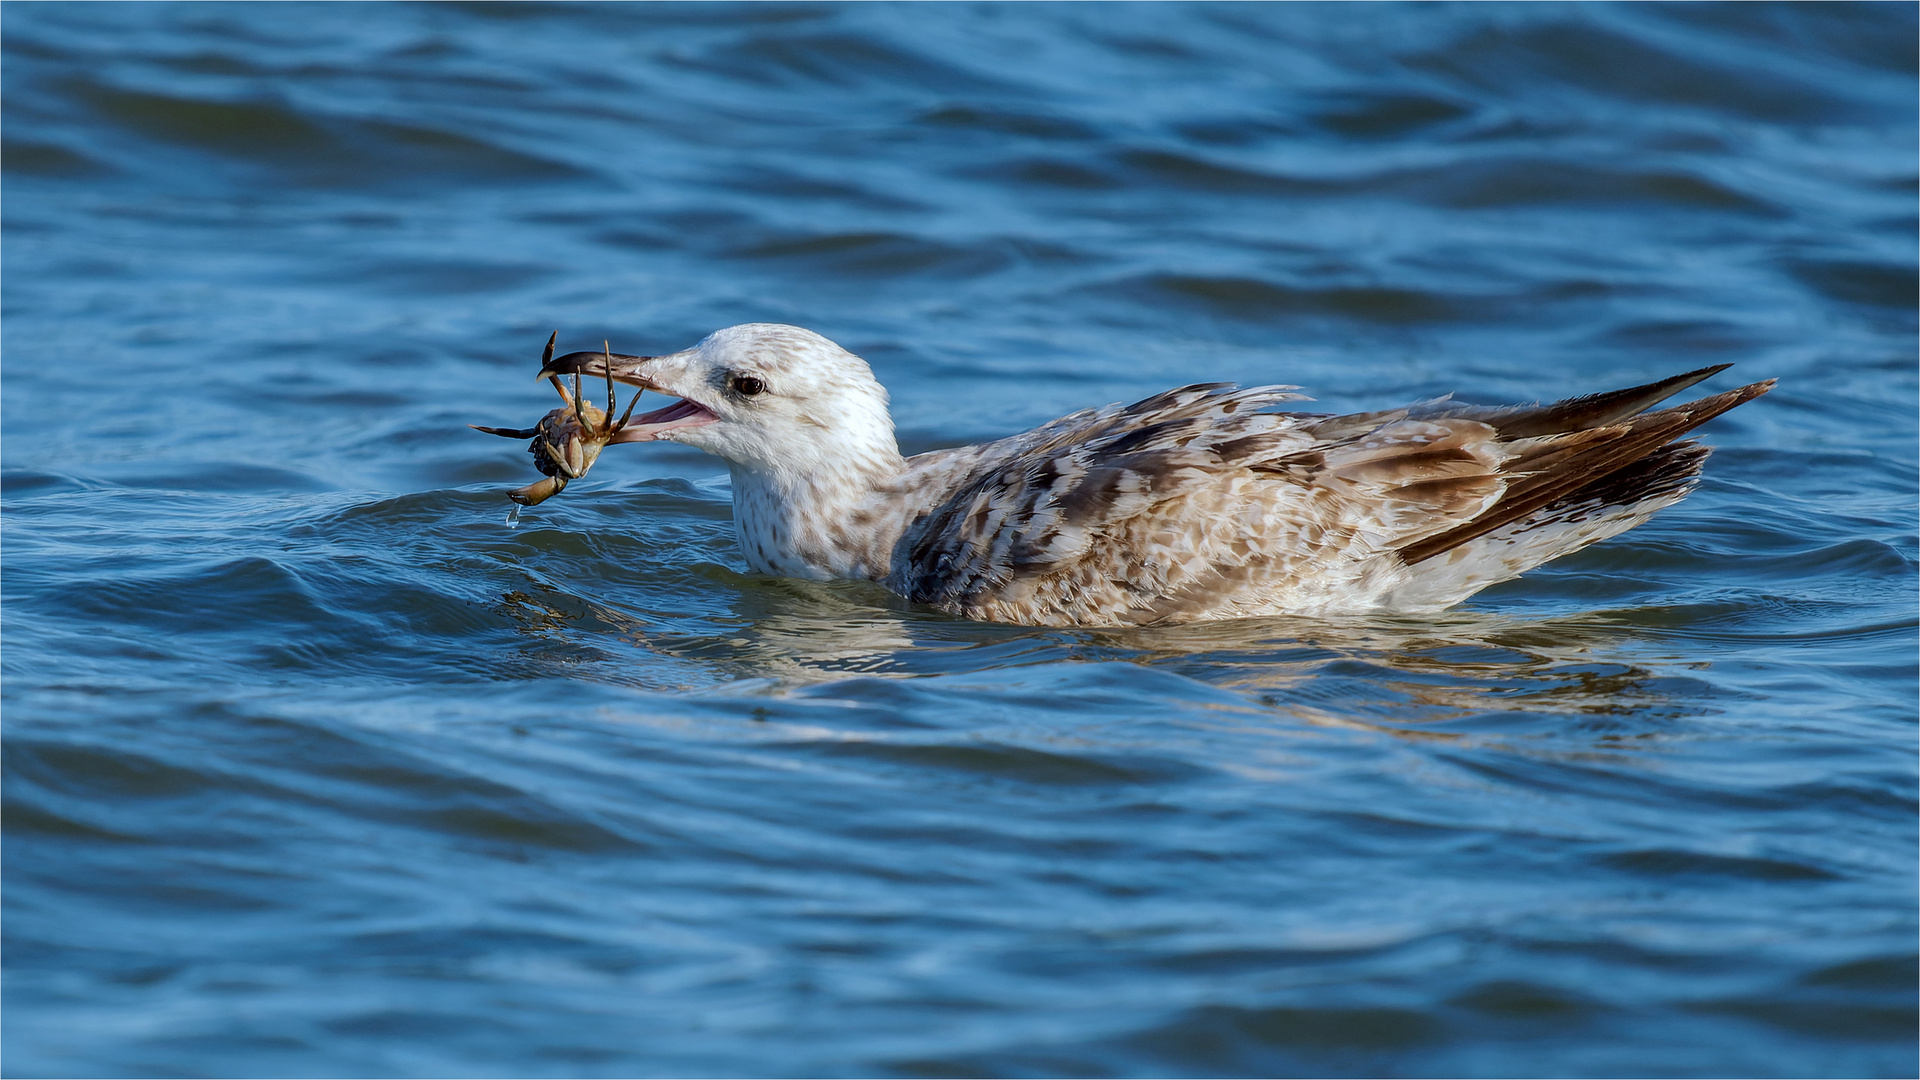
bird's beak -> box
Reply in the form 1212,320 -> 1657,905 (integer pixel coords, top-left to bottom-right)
539,349 -> 660,391
539,346 -> 719,443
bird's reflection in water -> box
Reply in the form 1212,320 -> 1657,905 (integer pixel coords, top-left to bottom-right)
499,575 -> 923,684
1088,610 -> 1708,739
680,577 -> 919,673
499,571 -> 1705,736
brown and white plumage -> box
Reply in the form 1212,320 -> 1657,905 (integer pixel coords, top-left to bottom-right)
542,323 -> 1772,628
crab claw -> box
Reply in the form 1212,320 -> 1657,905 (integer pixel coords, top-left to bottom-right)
509,474 -> 567,506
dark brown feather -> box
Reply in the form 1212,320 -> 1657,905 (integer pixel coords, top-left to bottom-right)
1411,363 -> 1734,437
1399,379 -> 1774,564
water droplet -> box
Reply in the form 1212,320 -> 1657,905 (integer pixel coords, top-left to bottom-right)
506,504 -> 522,528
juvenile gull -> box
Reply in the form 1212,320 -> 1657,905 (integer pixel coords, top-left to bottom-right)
544,323 -> 1772,628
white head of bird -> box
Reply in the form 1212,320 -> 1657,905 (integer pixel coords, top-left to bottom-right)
620,323 -> 904,488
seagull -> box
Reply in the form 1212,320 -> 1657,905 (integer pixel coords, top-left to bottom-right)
539,323 -> 1772,628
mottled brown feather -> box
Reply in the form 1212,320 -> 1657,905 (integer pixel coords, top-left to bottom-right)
881,372 -> 1771,625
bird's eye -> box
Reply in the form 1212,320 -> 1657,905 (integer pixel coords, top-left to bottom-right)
732,375 -> 766,397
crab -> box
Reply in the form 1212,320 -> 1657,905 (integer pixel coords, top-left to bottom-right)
472,332 -> 643,506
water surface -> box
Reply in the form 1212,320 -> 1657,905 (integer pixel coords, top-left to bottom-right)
4,3 -> 1916,1076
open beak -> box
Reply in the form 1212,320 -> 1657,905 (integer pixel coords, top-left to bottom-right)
539,348 -> 719,442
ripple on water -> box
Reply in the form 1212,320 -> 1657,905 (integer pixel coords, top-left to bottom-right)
70,80 -> 588,187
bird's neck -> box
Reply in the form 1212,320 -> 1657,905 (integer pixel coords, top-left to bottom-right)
729,447 -> 911,582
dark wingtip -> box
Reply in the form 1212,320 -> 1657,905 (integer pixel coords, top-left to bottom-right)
1647,376 -> 1774,423
1398,371 -> 1772,566
1490,363 -> 1742,438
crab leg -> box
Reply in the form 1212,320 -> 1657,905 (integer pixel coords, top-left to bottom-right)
538,439 -> 566,477
540,438 -> 582,479
602,341 -> 646,431
570,370 -> 590,429
604,341 -> 617,423
471,423 -> 543,439
540,331 -> 581,413
614,382 -> 643,430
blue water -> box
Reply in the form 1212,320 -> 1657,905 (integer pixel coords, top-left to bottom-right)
4,3 -> 1915,1076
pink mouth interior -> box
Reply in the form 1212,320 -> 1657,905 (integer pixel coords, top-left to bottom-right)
612,398 -> 718,442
